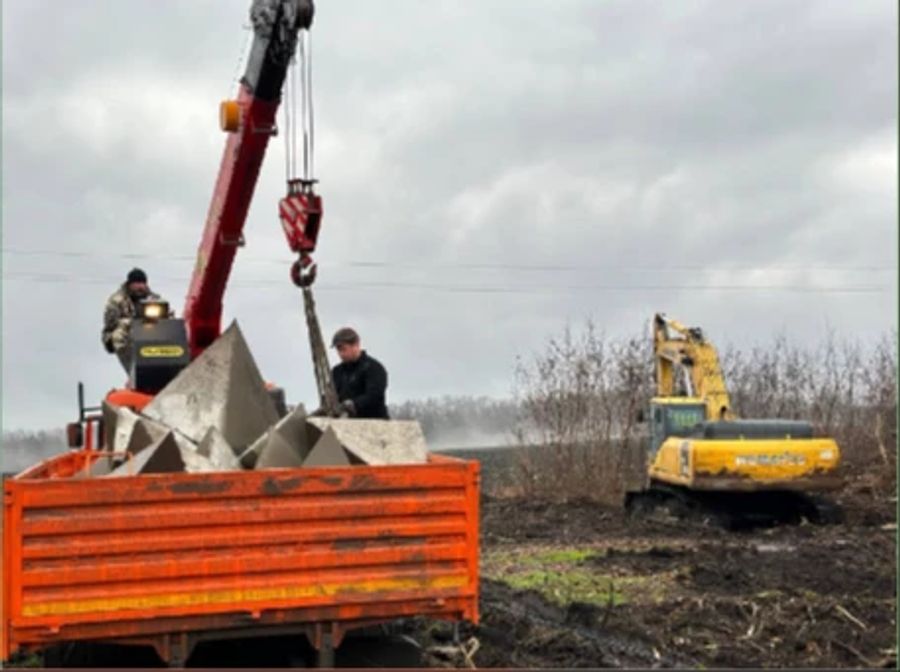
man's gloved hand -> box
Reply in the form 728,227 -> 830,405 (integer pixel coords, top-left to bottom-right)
111,321 -> 131,351
339,399 -> 356,418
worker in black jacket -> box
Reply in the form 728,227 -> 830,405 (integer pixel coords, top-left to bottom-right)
330,327 -> 390,419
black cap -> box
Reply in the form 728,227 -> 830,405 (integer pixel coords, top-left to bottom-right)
126,268 -> 148,284
331,327 -> 359,347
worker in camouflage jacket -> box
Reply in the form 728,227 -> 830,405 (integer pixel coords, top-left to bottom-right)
102,268 -> 160,373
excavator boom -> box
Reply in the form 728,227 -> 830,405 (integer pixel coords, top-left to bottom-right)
653,313 -> 733,421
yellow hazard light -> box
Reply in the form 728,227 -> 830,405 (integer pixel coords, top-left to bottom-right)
220,99 -> 241,132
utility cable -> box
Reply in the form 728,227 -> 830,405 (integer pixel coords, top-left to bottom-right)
0,248 -> 892,274
0,271 -> 887,294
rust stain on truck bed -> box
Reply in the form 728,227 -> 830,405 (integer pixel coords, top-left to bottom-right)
169,479 -> 234,496
261,476 -> 305,496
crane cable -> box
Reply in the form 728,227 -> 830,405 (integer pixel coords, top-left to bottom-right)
283,31 -> 314,181
285,27 -> 340,416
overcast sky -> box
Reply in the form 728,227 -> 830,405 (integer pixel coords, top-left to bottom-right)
2,0 -> 897,432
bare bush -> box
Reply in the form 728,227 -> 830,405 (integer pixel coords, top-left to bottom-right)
724,329 -> 897,476
512,322 -> 653,504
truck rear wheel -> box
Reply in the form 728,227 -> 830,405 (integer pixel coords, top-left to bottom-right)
41,643 -> 93,667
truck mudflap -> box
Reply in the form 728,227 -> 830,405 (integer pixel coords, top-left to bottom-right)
2,454 -> 479,664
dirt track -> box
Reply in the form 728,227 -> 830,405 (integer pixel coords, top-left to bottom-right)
413,466 -> 897,668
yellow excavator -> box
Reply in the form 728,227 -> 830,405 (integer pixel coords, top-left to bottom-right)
626,313 -> 843,527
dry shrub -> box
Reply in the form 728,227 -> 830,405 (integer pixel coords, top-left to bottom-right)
514,322 -> 897,503
724,328 -> 897,479
512,322 -> 653,505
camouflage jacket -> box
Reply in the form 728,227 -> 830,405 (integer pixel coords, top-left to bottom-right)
101,284 -> 160,352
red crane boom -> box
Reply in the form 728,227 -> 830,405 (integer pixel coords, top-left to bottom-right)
183,0 -> 319,358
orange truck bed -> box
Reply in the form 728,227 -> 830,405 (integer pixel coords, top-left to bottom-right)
1,450 -> 479,665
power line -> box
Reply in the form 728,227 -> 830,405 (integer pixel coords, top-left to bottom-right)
0,271 -> 888,294
0,247 -> 894,273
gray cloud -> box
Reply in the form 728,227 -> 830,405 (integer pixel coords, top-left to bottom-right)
2,0 -> 896,431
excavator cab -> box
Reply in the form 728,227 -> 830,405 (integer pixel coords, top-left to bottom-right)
648,398 -> 706,456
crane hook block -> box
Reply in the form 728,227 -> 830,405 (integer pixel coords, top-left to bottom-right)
220,100 -> 241,133
279,180 -> 323,254
290,255 -> 317,287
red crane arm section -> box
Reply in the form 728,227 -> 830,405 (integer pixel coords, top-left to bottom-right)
183,88 -> 279,357
182,0 -> 314,358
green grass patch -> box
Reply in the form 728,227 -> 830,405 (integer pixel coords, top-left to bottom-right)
505,568 -> 627,606
483,546 -> 598,572
483,544 -> 681,607
533,547 -> 596,564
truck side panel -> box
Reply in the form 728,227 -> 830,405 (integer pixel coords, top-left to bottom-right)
2,456 -> 479,658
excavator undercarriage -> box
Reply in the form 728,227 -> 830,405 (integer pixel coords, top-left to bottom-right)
625,481 -> 844,530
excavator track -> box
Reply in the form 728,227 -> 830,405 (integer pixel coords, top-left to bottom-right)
625,482 -> 843,530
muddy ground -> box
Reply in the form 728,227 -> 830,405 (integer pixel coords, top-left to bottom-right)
410,462 -> 897,668
5,457 -> 895,668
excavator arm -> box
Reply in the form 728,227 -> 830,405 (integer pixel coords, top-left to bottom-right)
183,0 -> 317,358
653,313 -> 733,420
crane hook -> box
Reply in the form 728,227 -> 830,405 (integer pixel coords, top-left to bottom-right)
290,253 -> 317,287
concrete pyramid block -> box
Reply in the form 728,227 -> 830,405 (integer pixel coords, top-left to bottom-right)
125,418 -> 169,456
178,437 -> 217,473
239,431 -> 269,469
197,427 -> 241,471
101,400 -> 118,450
111,407 -> 141,453
305,418 -> 429,465
302,427 -> 350,467
109,408 -> 169,456
109,431 -> 186,476
255,404 -> 312,469
74,455 -> 114,479
142,321 -> 279,452
90,458 -> 114,476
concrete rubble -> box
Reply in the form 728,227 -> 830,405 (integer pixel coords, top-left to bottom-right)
96,320 -> 430,477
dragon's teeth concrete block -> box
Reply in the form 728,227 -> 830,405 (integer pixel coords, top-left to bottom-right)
302,427 -> 351,467
253,404 -> 313,469
197,427 -> 241,471
305,418 -> 429,465
109,430 -> 186,476
143,321 -> 279,453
